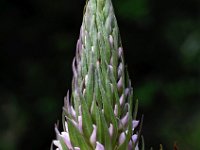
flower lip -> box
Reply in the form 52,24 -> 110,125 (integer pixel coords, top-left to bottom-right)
132,120 -> 139,130
119,132 -> 126,145
95,142 -> 105,150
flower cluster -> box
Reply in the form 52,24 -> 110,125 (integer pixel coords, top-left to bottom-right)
51,0 -> 142,149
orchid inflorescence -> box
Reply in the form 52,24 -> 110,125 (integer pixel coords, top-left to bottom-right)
51,0 -> 143,149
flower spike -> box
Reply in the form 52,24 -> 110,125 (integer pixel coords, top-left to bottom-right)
52,0 -> 142,149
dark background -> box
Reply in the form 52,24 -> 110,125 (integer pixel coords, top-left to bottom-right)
0,0 -> 199,149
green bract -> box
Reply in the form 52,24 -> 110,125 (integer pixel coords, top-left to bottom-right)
51,0 -> 143,149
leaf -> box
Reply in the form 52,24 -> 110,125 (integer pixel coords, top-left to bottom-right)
94,70 -> 102,109
80,93 -> 93,139
133,99 -> 138,120
67,118 -> 91,150
142,135 -> 145,150
85,64 -> 95,109
95,103 -> 103,144
118,104 -> 132,150
97,65 -> 118,147
135,115 -> 144,145
99,108 -> 112,150
109,66 -> 121,116
96,11 -> 111,64
50,142 -> 53,150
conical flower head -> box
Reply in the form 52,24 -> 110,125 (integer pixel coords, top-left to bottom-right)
52,0 -> 142,149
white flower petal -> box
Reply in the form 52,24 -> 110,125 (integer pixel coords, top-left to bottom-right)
90,125 -> 97,146
85,74 -> 88,85
135,144 -> 139,150
109,123 -> 114,137
79,105 -> 82,116
117,77 -> 123,90
125,88 -> 129,96
78,115 -> 83,132
128,140 -> 133,150
132,134 -> 138,143
119,132 -> 126,145
114,104 -> 118,116
71,119 -> 81,133
109,35 -> 114,47
95,142 -> 105,150
118,47 -> 123,58
65,121 -> 69,132
132,120 -> 139,130
71,106 -> 76,118
119,94 -> 124,106
83,89 -> 86,97
53,140 -> 62,150
119,112 -> 129,129
118,63 -> 123,77
61,132 -> 73,149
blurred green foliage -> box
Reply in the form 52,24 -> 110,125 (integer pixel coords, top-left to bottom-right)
0,0 -> 199,149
